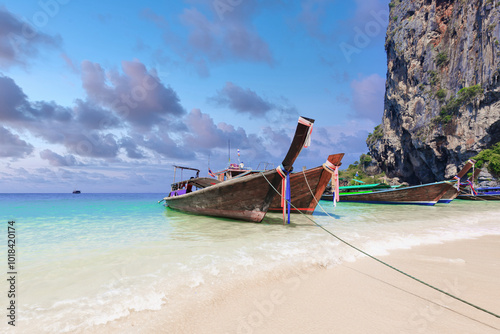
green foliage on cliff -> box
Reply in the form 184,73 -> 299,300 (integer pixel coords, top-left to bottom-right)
366,125 -> 384,145
359,154 -> 372,165
457,85 -> 483,102
435,52 -> 449,67
435,88 -> 447,101
429,70 -> 440,86
472,142 -> 500,176
389,0 -> 400,10
433,85 -> 484,124
339,154 -> 386,185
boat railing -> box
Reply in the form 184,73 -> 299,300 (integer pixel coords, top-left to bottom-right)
255,162 -> 274,170
168,189 -> 187,197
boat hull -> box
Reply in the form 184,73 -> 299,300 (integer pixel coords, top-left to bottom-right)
456,194 -> 500,201
437,160 -> 475,203
268,166 -> 328,214
165,170 -> 282,222
268,153 -> 344,214
437,187 -> 459,203
332,182 -> 453,206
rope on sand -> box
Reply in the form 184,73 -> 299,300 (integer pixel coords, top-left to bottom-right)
259,171 -> 500,320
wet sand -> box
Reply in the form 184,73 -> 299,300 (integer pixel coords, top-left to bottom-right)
86,235 -> 500,333
166,235 -> 500,334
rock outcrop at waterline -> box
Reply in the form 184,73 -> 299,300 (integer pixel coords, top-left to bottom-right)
368,0 -> 500,184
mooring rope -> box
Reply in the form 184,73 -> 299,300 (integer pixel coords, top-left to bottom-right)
259,171 -> 500,320
300,167 -> 337,219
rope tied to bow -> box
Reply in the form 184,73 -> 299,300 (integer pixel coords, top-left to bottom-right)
465,180 -> 478,195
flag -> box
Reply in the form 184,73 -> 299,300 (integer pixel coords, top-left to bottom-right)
237,149 -> 240,157
208,168 -> 215,178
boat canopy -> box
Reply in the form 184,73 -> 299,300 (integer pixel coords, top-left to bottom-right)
188,177 -> 221,189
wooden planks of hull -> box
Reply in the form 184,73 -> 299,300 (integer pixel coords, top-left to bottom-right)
338,182 -> 453,206
268,153 -> 344,214
165,170 -> 281,222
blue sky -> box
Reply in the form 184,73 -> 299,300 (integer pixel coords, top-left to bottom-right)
0,0 -> 389,192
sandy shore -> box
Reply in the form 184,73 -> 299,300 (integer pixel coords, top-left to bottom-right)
89,235 -> 500,333
162,235 -> 500,334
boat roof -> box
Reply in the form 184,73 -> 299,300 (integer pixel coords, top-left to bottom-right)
188,177 -> 221,188
214,167 -> 254,175
339,183 -> 392,190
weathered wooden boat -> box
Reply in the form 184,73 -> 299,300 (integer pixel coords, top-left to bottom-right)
162,116 -> 315,222
454,167 -> 500,200
438,159 -> 476,203
457,186 -> 500,201
327,181 -> 454,206
267,153 -> 344,214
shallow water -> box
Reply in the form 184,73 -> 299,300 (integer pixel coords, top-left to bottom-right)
1,193 -> 499,333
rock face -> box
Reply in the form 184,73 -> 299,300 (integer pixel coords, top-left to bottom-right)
368,0 -> 500,184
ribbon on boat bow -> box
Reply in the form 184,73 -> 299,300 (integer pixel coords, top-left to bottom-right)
298,116 -> 314,148
323,160 -> 340,207
453,175 -> 460,190
276,164 -> 292,224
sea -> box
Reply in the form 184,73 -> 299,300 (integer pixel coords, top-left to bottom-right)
1,193 -> 500,333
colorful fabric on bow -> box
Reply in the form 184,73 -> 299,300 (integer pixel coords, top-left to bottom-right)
453,175 -> 460,190
298,117 -> 313,148
465,180 -> 477,195
276,164 -> 291,224
323,160 -> 339,207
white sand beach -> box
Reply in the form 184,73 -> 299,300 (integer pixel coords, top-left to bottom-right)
154,235 -> 500,334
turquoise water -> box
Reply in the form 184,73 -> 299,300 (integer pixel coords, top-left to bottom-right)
1,194 -> 500,333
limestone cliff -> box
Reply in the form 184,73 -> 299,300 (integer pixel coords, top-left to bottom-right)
368,0 -> 500,184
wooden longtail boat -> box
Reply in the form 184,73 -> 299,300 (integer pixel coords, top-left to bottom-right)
438,159 -> 476,203
327,181 -> 454,206
457,168 -> 500,200
457,187 -> 500,200
162,116 -> 315,222
267,153 -> 344,214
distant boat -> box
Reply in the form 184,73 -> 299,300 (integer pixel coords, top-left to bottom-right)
322,181 -> 454,206
162,116 -> 315,222
72,190 -> 81,194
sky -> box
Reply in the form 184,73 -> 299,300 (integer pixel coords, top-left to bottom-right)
0,0 -> 389,193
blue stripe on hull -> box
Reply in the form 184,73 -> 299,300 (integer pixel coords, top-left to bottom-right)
437,199 -> 453,204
